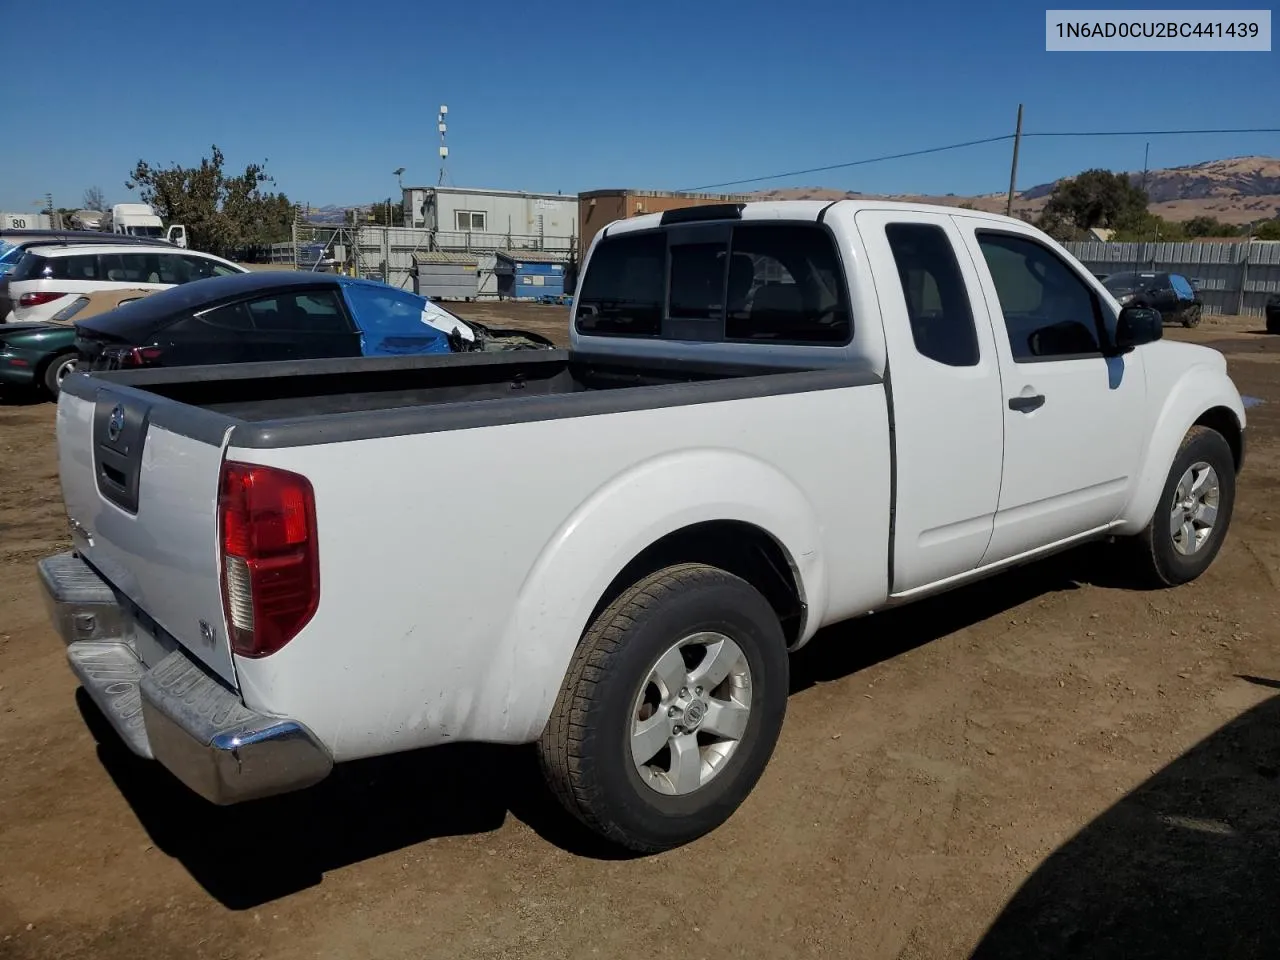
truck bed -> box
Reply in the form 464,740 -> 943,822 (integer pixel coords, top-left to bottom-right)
67,350 -> 875,448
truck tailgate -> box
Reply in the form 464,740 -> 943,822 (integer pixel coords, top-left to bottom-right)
56,381 -> 238,686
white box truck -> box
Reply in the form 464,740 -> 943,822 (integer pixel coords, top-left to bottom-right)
102,203 -> 187,248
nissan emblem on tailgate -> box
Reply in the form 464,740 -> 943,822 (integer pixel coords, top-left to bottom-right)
107,404 -> 125,443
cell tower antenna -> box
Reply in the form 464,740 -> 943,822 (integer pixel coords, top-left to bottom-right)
438,105 -> 449,186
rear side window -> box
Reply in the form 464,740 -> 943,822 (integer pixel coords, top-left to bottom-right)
247,290 -> 349,333
12,253 -> 100,281
575,222 -> 851,344
181,254 -> 241,280
175,303 -> 254,333
575,232 -> 665,337
884,223 -> 979,367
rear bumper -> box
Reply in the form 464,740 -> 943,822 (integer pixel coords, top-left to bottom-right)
39,551 -> 332,804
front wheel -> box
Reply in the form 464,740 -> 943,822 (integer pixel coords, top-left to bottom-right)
1181,304 -> 1203,328
538,563 -> 788,853
42,352 -> 77,397
1131,426 -> 1236,586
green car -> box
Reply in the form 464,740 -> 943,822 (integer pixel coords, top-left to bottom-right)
0,322 -> 78,397
0,290 -> 155,398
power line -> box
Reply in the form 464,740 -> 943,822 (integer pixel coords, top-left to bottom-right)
1026,126 -> 1280,137
680,126 -> 1280,192
681,135 -> 1014,192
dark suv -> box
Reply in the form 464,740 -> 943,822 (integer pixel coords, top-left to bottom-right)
1101,270 -> 1204,328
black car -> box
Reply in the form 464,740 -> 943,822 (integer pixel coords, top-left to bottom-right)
1266,292 -> 1279,334
1101,271 -> 1204,328
70,270 -> 554,372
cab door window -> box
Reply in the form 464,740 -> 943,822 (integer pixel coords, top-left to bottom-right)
976,231 -> 1106,361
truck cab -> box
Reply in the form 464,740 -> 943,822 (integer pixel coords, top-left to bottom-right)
573,201 -> 1244,595
102,203 -> 187,247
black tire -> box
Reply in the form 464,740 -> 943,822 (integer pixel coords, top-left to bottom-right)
538,563 -> 788,853
1131,426 -> 1236,587
1181,304 -> 1202,328
1266,311 -> 1280,335
42,352 -> 77,398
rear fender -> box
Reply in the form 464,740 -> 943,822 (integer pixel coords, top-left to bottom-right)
1117,363 -> 1245,535
486,449 -> 828,742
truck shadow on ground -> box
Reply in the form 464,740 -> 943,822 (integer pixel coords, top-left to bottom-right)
83,541 -> 1149,910
970,681 -> 1280,959
789,540 -> 1143,692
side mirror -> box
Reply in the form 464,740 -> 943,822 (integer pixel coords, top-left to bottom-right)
1114,305 -> 1163,352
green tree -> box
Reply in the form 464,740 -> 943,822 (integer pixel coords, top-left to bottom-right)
367,198 -> 404,227
125,145 -> 298,256
1183,216 -> 1238,238
1109,212 -> 1187,243
1252,219 -> 1280,241
1042,169 -> 1149,232
1033,209 -> 1079,242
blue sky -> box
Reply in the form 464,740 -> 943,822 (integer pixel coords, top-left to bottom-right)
1,0 -> 1275,212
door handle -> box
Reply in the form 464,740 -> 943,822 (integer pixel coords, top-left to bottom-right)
1008,394 -> 1045,413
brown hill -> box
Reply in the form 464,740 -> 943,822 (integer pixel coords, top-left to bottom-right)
749,155 -> 1280,226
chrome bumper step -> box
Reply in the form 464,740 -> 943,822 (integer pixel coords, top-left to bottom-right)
66,642 -> 152,758
40,551 -> 333,805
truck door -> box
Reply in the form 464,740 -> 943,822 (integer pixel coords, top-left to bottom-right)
959,225 -> 1146,564
855,210 -> 1005,594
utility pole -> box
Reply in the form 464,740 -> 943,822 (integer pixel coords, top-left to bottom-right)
438,105 -> 449,186
1005,104 -> 1023,218
1140,141 -> 1153,245
45,192 -> 57,229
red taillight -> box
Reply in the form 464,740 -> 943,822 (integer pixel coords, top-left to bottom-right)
104,345 -> 164,368
217,462 -> 319,658
19,292 -> 65,308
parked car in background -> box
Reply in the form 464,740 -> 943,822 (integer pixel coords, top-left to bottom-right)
1,233 -> 176,329
1266,293 -> 1279,334
38,200 -> 1244,854
1101,270 -> 1204,327
4,243 -> 245,324
49,288 -> 159,323
0,291 -> 156,396
3,272 -> 554,398
75,272 -> 555,373
1,229 -> 170,277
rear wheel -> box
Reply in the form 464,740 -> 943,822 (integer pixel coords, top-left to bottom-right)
1266,311 -> 1280,335
538,563 -> 788,853
42,352 -> 77,398
1131,426 -> 1236,586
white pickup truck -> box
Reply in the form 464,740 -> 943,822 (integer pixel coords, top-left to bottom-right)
39,200 -> 1246,853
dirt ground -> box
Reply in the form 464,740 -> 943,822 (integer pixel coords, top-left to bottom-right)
1,305 -> 1279,960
